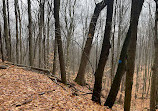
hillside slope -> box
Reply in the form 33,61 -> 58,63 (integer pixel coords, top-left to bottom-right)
0,62 -> 117,111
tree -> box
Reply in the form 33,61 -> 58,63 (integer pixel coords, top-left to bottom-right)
52,39 -> 57,75
150,1 -> 158,111
27,0 -> 33,66
6,0 -> 12,61
62,0 -> 76,80
0,23 -> 4,62
74,0 -> 107,86
38,0 -> 45,68
14,0 -> 19,64
54,0 -> 67,84
124,0 -> 144,110
3,0 -> 11,61
46,1 -> 51,68
104,0 -> 144,109
16,0 -> 22,64
92,0 -> 114,104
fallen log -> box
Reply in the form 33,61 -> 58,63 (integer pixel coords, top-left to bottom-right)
6,62 -> 50,74
0,65 -> 8,69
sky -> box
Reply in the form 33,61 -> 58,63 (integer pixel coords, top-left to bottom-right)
0,0 -> 156,43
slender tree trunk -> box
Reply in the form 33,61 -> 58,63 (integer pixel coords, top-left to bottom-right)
52,39 -> 57,75
150,1 -> 158,111
43,23 -> 46,68
0,23 -> 4,62
105,0 -> 144,108
6,0 -> 12,62
27,0 -> 33,66
3,0 -> 11,62
46,1 -> 51,68
17,0 -> 22,64
74,0 -> 107,86
38,0 -> 45,68
54,0 -> 67,84
14,0 -> 19,64
110,1 -> 117,84
92,0 -> 114,104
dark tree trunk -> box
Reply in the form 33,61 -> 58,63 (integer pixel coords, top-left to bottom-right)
14,0 -> 19,64
150,1 -> 158,111
105,0 -> 144,108
46,1 -> 51,68
104,26 -> 132,108
27,0 -> 33,66
74,0 -> 107,86
124,0 -> 144,110
7,0 -> 12,62
52,39 -> 57,75
54,0 -> 67,84
92,0 -> 114,104
0,23 -> 4,62
3,0 -> 11,62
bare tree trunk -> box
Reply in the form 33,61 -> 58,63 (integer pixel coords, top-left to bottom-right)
92,0 -> 114,104
46,1 -> 51,68
6,0 -> 12,62
38,0 -> 45,68
43,22 -> 46,68
14,0 -> 19,64
27,0 -> 33,66
105,0 -> 144,108
150,1 -> 158,111
54,0 -> 67,84
124,0 -> 144,110
75,0 -> 107,86
52,39 -> 57,75
0,23 -> 4,62
110,1 -> 117,84
17,0 -> 22,64
3,0 -> 11,62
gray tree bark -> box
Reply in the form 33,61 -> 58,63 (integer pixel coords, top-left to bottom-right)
27,0 -> 33,66
3,0 -> 11,62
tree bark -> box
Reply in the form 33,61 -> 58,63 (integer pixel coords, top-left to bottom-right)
92,0 -> 114,104
38,0 -> 45,68
75,0 -> 107,86
14,0 -> 19,64
16,0 -> 22,64
0,23 -> 4,62
52,39 -> 57,75
124,0 -> 144,110
46,1 -> 51,68
27,0 -> 33,66
54,0 -> 67,84
6,0 -> 12,62
150,1 -> 158,111
3,0 -> 11,62
105,0 -> 144,108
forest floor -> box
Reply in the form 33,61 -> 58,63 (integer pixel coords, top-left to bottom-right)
0,61 -> 156,111
0,61 -> 118,111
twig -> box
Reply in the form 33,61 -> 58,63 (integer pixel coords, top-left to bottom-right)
16,99 -> 32,107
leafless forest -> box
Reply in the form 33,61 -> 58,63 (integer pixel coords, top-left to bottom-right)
0,0 -> 158,110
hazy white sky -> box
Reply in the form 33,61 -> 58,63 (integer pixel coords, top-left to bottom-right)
0,0 -> 156,42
